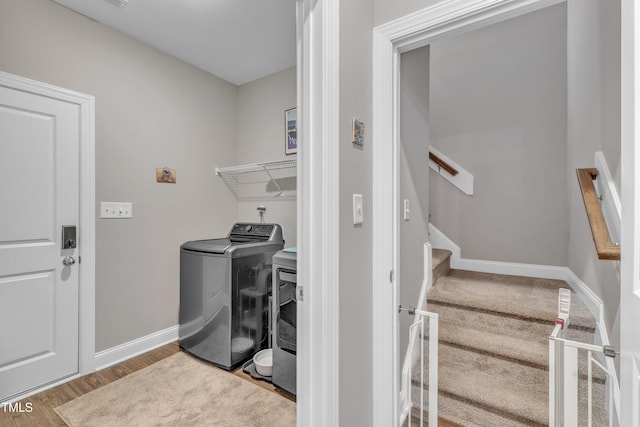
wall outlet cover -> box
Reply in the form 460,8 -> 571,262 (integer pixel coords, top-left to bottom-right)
100,202 -> 133,219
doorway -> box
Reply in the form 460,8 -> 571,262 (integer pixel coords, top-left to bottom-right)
0,72 -> 95,402
372,1 -> 571,424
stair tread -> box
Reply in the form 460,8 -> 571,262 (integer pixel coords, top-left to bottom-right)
411,386 -> 540,427
428,301 -> 556,340
412,343 -> 549,425
427,269 -> 596,329
432,248 -> 452,286
432,249 -> 452,269
411,342 -> 609,426
437,319 -> 549,367
410,266 -> 607,425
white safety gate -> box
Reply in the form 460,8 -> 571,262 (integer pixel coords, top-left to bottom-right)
400,306 -> 438,426
548,290 -> 620,426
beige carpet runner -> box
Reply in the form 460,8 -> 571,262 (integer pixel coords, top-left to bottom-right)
411,249 -> 606,427
55,352 -> 295,427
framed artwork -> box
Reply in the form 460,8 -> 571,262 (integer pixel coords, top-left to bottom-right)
285,107 -> 297,155
352,118 -> 365,146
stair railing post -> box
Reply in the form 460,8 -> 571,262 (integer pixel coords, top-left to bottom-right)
428,312 -> 438,427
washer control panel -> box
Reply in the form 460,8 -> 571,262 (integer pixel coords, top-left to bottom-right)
230,223 -> 275,238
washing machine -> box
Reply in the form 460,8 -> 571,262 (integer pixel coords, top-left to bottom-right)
179,223 -> 284,370
272,248 -> 297,396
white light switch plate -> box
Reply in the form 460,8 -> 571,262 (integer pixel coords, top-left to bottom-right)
101,202 -> 133,218
353,194 -> 363,225
404,199 -> 410,221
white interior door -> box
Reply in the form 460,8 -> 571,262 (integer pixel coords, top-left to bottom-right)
621,0 -> 640,424
0,82 -> 81,401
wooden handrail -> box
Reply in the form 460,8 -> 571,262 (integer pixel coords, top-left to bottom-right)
429,151 -> 459,176
576,168 -> 620,260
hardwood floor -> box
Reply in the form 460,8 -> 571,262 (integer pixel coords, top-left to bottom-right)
232,362 -> 295,403
1,342 -> 456,426
0,342 -> 180,427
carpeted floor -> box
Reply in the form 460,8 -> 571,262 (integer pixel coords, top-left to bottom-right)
54,352 -> 296,427
411,249 -> 606,427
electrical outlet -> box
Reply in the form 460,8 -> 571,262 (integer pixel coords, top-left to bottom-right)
100,202 -> 133,219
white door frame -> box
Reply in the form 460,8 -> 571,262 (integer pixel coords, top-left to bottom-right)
620,0 -> 640,424
0,72 -> 96,388
296,0 -> 341,425
371,0 -> 564,424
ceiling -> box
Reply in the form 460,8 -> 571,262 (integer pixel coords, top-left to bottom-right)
51,0 -> 297,86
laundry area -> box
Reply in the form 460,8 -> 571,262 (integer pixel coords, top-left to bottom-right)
179,223 -> 298,398
0,0 -> 301,417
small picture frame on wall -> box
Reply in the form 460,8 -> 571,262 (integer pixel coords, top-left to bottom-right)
285,107 -> 297,155
353,118 -> 365,146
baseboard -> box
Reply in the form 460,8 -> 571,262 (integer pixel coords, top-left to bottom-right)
94,325 -> 179,371
563,269 -> 603,321
429,223 -> 461,265
456,258 -> 569,281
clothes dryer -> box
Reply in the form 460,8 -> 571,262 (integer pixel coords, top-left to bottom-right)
272,248 -> 297,395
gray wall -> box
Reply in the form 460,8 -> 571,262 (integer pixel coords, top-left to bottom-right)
1,0 -> 236,352
566,0 -> 621,350
399,46 -> 431,361
376,0 -> 622,351
374,0 -> 441,26
429,4 -> 568,266
339,0 -> 374,424
236,67 -> 297,246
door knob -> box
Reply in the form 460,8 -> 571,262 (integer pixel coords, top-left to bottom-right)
63,256 -> 76,266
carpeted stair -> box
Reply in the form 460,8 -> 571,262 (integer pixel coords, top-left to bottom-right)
410,249 -> 606,426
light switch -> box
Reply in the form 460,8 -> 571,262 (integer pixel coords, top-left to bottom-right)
353,194 -> 363,225
404,199 -> 410,221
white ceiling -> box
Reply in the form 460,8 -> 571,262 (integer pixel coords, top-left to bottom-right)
52,0 -> 297,86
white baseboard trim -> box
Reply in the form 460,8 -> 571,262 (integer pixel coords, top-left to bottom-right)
430,223 -> 568,280
563,269 -> 603,321
94,325 -> 179,371
456,258 -> 568,281
429,223 -> 461,265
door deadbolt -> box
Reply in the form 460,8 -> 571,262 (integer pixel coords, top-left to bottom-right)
62,225 -> 77,249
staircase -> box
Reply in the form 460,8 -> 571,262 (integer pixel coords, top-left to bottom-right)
411,249 -> 605,427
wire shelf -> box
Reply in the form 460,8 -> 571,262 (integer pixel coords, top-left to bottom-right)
215,159 -> 297,201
